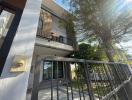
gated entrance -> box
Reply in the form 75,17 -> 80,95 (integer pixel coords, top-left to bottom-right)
29,56 -> 132,100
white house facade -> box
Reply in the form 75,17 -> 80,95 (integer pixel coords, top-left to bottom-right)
0,0 -> 76,100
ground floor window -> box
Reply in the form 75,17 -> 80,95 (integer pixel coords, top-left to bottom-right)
43,61 -> 64,80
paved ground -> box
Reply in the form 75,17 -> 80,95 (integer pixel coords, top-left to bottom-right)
26,86 -> 99,100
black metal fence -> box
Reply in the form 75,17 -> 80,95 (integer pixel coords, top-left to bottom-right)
31,57 -> 132,100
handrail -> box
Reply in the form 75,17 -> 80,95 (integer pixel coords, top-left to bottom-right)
37,33 -> 76,47
43,56 -> 128,65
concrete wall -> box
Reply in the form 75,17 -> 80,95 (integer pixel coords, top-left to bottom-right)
0,0 -> 42,100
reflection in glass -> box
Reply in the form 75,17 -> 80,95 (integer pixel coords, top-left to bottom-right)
0,10 -> 14,48
43,61 -> 52,80
43,61 -> 64,80
37,9 -> 52,38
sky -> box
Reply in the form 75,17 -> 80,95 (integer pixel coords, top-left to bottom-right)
55,0 -> 132,56
54,0 -> 70,11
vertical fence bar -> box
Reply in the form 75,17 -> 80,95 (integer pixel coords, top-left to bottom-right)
101,64 -> 110,93
96,63 -> 106,96
93,64 -> 102,99
124,64 -> 132,77
100,64 -> 111,96
80,78 -> 85,100
69,62 -> 74,100
78,63 -> 85,100
65,62 -> 69,100
75,62 -> 82,100
120,64 -> 129,80
103,64 -> 113,89
117,64 -> 126,81
113,64 -> 129,100
119,64 -> 130,100
103,64 -> 117,99
113,64 -> 125,82
108,64 -> 119,87
115,64 -> 124,82
51,61 -> 53,100
56,61 -> 59,100
84,62 -> 95,100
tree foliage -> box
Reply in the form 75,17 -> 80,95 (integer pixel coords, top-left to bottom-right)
73,43 -> 107,61
70,0 -> 132,41
69,0 -> 132,61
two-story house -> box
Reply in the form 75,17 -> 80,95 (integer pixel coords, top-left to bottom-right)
0,0 -> 76,100
28,0 -> 76,90
1,0 -> 132,100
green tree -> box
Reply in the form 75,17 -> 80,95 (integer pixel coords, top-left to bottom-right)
67,1 -> 132,98
73,43 -> 106,61
69,0 -> 132,62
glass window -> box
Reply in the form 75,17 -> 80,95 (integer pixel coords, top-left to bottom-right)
0,9 -> 15,48
59,36 -> 64,43
43,61 -> 52,80
38,9 -> 52,38
43,61 -> 64,80
58,62 -> 64,78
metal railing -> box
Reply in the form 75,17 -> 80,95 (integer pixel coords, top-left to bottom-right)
37,32 -> 76,47
31,56 -> 132,100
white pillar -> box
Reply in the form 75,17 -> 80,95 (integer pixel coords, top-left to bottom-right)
0,0 -> 42,100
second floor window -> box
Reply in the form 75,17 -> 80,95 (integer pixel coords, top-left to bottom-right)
38,9 -> 52,38
59,36 -> 64,43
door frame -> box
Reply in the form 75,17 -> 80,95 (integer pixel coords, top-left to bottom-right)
0,2 -> 23,76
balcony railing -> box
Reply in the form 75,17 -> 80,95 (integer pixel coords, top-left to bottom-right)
30,56 -> 132,100
37,32 -> 76,47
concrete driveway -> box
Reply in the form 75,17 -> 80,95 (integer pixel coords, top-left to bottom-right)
26,86 -> 99,100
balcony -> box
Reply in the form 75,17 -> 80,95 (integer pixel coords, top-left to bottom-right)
34,32 -> 77,56
37,33 -> 75,47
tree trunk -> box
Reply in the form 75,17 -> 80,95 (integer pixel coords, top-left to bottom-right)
101,40 -> 114,62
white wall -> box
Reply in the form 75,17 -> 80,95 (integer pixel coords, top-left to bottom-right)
0,0 -> 42,100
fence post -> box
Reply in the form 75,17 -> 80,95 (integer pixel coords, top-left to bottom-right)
31,56 -> 41,100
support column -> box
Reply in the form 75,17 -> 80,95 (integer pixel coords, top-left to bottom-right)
0,0 -> 42,100
31,56 -> 41,100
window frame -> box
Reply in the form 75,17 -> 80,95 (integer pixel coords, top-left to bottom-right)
43,61 -> 64,81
